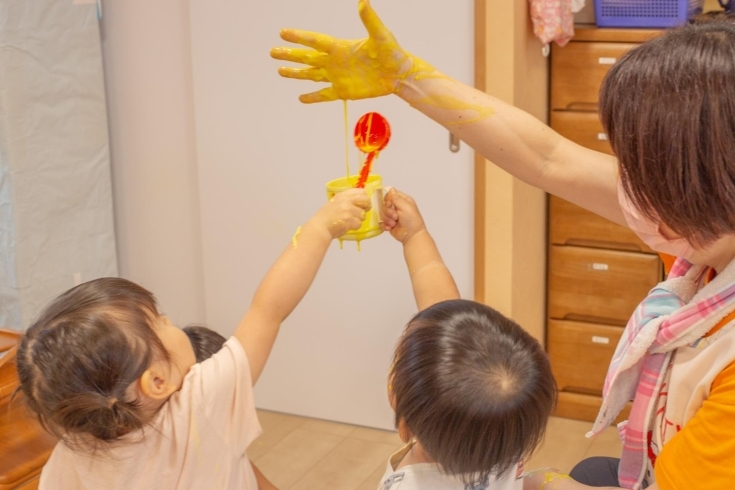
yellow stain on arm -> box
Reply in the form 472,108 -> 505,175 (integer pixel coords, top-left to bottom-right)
411,93 -> 495,125
292,226 -> 303,249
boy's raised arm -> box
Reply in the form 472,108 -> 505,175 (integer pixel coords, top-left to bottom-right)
234,189 -> 370,384
382,189 -> 459,311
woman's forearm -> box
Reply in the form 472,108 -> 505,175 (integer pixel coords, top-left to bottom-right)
397,70 -> 624,225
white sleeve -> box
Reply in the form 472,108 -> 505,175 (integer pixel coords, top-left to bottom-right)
190,337 -> 262,455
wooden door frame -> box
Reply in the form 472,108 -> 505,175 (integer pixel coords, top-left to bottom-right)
472,0 -> 549,342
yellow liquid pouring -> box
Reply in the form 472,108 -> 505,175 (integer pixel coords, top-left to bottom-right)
344,100 -> 350,181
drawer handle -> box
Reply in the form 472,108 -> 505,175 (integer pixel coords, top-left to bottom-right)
592,336 -> 611,345
590,263 -> 609,271
449,131 -> 461,153
597,133 -> 608,141
598,57 -> 617,65
565,102 -> 599,112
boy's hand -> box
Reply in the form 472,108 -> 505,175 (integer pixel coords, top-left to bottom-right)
270,0 -> 432,103
313,189 -> 371,239
381,188 -> 427,244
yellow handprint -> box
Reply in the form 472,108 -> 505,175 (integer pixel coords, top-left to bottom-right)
270,0 -> 434,103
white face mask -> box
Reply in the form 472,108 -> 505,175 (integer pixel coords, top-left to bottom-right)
617,179 -> 695,260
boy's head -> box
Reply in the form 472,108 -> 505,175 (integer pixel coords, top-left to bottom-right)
16,278 -> 195,447
600,18 -> 735,247
390,299 -> 556,480
183,325 -> 227,362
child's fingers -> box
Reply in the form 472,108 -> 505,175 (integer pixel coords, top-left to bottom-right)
392,190 -> 415,207
383,189 -> 399,220
384,187 -> 396,206
341,188 -> 372,209
379,199 -> 397,224
347,216 -> 363,231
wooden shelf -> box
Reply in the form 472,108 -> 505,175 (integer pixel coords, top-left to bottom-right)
554,391 -> 631,424
548,26 -> 662,423
573,24 -> 664,43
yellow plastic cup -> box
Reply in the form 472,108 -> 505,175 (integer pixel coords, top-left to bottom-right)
325,174 -> 383,248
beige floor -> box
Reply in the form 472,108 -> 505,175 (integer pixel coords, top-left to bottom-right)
248,410 -> 622,490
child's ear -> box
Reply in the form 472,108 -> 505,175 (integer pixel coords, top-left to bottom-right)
139,361 -> 177,400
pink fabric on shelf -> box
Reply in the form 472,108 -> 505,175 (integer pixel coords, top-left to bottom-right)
529,0 -> 575,47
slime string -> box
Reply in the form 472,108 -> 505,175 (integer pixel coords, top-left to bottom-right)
343,100 -> 350,180
353,112 -> 390,188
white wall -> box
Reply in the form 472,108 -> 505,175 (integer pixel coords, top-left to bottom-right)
101,0 -> 473,430
188,0 -> 473,429
100,0 -> 206,325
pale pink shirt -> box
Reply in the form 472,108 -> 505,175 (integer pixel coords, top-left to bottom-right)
39,337 -> 262,490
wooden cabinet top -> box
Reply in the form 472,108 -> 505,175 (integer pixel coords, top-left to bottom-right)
573,25 -> 664,43
0,330 -> 57,490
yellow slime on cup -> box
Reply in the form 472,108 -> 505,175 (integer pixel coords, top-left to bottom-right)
326,174 -> 383,250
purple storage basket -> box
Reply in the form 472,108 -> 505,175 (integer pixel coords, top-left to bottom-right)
594,0 -> 704,28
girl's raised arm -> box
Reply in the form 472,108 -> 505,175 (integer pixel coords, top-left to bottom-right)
234,189 -> 370,384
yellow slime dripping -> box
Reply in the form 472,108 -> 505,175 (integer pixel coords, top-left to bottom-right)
343,100 -> 350,179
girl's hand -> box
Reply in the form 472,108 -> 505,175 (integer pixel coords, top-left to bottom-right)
270,0 -> 431,103
313,189 -> 371,239
381,188 -> 427,244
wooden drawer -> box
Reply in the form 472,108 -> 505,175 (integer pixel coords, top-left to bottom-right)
551,41 -> 638,110
550,110 -> 613,155
14,475 -> 40,490
548,319 -> 622,395
548,246 -> 661,325
0,331 -> 18,354
549,195 -> 653,253
554,391 -> 631,424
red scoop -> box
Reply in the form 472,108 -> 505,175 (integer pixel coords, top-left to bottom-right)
353,112 -> 391,188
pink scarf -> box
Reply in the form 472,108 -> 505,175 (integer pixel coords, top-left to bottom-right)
588,258 -> 735,489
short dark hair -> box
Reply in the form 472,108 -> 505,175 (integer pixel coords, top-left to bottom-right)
16,278 -> 169,449
600,19 -> 735,245
183,325 -> 227,362
391,299 -> 557,481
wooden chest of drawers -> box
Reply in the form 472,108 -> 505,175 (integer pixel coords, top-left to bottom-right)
0,330 -> 57,490
547,26 -> 664,422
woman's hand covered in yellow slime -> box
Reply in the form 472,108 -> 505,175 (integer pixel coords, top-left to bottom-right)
270,0 -> 431,103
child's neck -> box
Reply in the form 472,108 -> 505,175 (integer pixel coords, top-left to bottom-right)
396,440 -> 435,470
